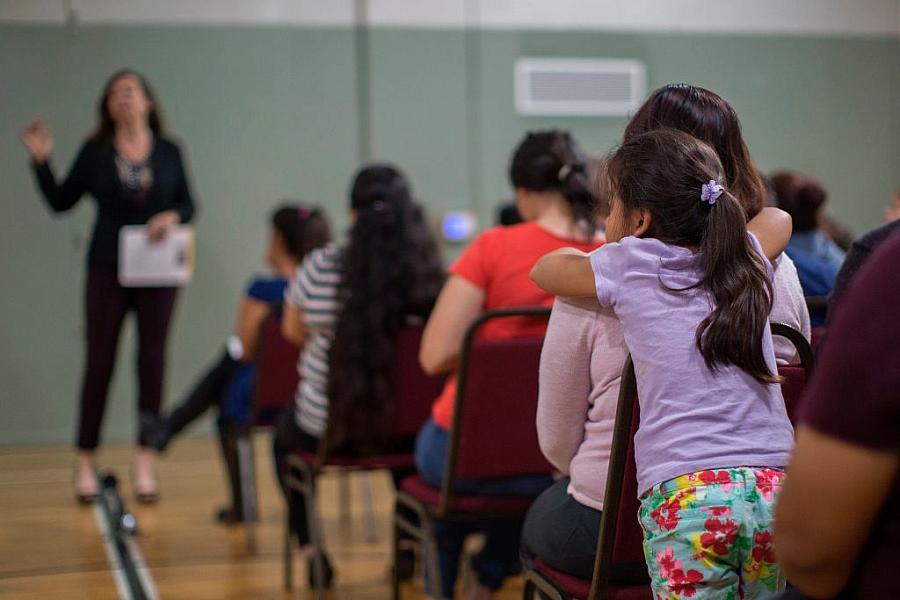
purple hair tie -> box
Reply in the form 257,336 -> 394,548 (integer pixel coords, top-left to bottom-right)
297,206 -> 312,220
700,179 -> 724,205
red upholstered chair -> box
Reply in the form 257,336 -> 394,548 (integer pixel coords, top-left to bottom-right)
282,325 -> 444,596
771,322 -> 815,425
237,313 -> 301,553
522,355 -> 652,600
391,307 -> 554,600
810,326 -> 825,351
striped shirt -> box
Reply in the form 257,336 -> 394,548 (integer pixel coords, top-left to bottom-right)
285,245 -> 343,437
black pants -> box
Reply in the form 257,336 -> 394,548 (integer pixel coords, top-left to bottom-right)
521,477 -> 602,580
163,349 -> 241,440
78,266 -> 178,450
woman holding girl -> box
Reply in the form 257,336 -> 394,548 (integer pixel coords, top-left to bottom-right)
523,84 -> 809,584
531,128 -> 795,598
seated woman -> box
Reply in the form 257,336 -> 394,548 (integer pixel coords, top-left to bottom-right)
772,170 -> 846,298
274,164 -> 445,588
416,130 -> 600,600
522,83 -> 811,582
146,204 -> 330,522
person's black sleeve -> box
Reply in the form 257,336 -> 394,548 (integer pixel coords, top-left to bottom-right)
30,142 -> 93,213
828,220 -> 900,322
171,144 -> 196,224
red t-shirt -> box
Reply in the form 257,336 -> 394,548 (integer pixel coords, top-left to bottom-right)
431,222 -> 600,428
800,231 -> 900,599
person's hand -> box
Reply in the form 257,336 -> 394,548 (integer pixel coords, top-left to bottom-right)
146,210 -> 180,242
21,120 -> 53,164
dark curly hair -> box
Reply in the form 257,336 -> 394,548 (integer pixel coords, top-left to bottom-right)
327,164 -> 445,450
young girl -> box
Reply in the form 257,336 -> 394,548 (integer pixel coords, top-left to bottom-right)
531,128 -> 795,599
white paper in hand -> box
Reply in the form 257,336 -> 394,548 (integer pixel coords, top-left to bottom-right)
118,225 -> 194,287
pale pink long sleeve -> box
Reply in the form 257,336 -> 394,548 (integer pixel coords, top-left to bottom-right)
537,297 -> 628,511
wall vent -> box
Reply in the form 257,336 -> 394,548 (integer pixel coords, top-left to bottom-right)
514,58 -> 646,117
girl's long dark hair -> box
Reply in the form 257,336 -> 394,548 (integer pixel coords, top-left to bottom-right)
92,69 -> 164,143
624,84 -> 767,220
271,203 -> 332,263
327,165 -> 445,450
607,129 -> 777,384
509,130 -> 596,232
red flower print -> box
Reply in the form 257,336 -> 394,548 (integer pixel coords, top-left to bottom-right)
651,496 -> 683,531
669,568 -> 704,597
703,506 -> 731,517
656,546 -> 683,579
698,470 -> 732,487
752,531 -> 776,564
700,518 -> 739,556
754,469 -> 784,501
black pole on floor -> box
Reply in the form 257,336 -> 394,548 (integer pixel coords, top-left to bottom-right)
97,471 -> 149,600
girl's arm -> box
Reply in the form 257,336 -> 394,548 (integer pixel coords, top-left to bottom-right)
747,207 -> 792,262
419,275 -> 485,375
530,248 -> 596,298
235,297 -> 271,360
281,302 -> 306,346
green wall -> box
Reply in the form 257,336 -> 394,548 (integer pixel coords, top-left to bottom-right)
1,25 -> 897,445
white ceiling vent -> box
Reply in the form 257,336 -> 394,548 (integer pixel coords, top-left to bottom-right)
515,58 -> 646,117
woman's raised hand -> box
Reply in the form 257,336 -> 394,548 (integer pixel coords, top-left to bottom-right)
21,120 -> 54,164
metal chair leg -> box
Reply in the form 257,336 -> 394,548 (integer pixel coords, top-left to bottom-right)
237,432 -> 257,554
283,515 -> 293,591
338,470 -> 352,524
360,472 -> 378,543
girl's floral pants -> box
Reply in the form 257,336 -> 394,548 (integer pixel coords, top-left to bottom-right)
638,467 -> 786,599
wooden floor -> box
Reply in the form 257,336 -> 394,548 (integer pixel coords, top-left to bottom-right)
0,436 -> 526,599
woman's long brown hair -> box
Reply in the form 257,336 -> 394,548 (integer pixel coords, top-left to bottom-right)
625,83 -> 767,220
91,69 -> 164,143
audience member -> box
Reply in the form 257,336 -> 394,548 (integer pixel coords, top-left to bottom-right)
274,165 -> 444,588
145,204 -> 330,523
772,170 -> 845,297
416,130 -> 600,599
532,129 -> 795,598
774,232 -> 900,600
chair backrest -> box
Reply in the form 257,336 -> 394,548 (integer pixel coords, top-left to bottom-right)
439,308 -> 554,514
771,322 -> 815,426
589,356 -> 650,599
316,324 -> 443,464
387,325 -> 446,438
253,314 -> 301,416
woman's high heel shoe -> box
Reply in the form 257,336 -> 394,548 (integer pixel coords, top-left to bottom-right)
75,456 -> 99,504
132,449 -> 160,504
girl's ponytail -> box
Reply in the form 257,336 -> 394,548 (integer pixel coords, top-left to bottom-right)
607,128 -> 779,384
696,188 -> 778,384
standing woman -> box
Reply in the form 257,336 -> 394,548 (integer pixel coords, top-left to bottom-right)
21,69 -> 196,504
